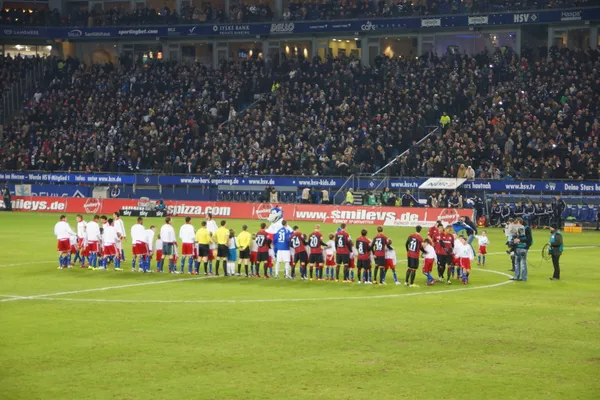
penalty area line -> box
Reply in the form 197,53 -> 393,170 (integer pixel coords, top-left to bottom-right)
9,269 -> 514,305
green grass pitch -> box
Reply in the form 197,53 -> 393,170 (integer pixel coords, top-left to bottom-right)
0,212 -> 599,400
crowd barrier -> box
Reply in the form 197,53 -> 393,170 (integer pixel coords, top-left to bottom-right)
1,196 -> 473,227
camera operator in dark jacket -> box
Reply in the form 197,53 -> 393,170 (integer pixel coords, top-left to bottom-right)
2,184 -> 11,211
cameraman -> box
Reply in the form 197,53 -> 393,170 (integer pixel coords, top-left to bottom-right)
2,184 -> 11,211
510,218 -> 533,282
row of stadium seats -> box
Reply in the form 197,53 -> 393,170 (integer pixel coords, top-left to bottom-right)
498,203 -> 598,222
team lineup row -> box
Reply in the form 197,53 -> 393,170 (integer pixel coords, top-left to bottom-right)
53,213 -> 490,286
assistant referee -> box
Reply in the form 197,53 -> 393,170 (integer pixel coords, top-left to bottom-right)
214,220 -> 229,276
195,221 -> 212,275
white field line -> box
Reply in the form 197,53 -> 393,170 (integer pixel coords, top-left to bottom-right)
1,246 -> 597,269
0,276 -> 210,303
0,245 -> 597,304
2,269 -> 512,305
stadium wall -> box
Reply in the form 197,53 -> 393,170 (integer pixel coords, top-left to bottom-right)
0,196 -> 473,227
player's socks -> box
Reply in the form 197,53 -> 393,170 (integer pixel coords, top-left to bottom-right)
269,267 -> 273,277
203,262 -> 208,275
121,249 -> 125,261
373,267 -> 379,282
367,269 -> 372,282
291,265 -> 296,278
245,265 -> 249,276
380,268 -> 387,283
114,256 -> 121,269
482,256 -> 486,265
335,266 -> 340,280
392,269 -> 398,282
410,270 -> 417,285
215,260 -> 220,275
405,269 -> 411,284
350,269 -> 354,281
188,257 -> 194,274
208,261 -> 213,274
67,254 -> 72,265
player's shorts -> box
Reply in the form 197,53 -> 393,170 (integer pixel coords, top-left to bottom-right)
197,244 -> 210,258
228,248 -> 238,262
276,250 -> 291,263
479,246 -> 487,255
357,259 -> 371,269
375,256 -> 386,268
70,245 -> 77,254
267,256 -> 273,268
217,244 -> 229,258
336,253 -> 350,265
407,257 -> 419,270
86,241 -> 99,253
156,250 -> 163,262
294,251 -> 307,264
438,254 -> 451,267
57,239 -> 70,253
423,258 -> 435,273
257,251 -> 269,263
349,257 -> 355,269
239,248 -> 250,259
250,251 -> 258,263
162,242 -> 175,256
309,253 -> 324,264
77,238 -> 85,248
134,242 -> 149,256
461,258 -> 471,271
385,259 -> 395,270
103,244 -> 118,257
452,255 -> 460,266
208,249 -> 215,261
181,242 -> 195,257
325,254 -> 336,266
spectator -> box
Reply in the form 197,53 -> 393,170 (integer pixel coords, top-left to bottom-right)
457,164 -> 467,178
511,218 -> 532,282
2,183 -> 11,211
321,188 -> 330,204
401,190 -> 418,207
301,187 -> 311,204
344,189 -> 354,205
109,185 -> 121,198
269,187 -> 278,203
465,165 -> 476,180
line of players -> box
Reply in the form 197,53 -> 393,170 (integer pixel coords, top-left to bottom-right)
54,214 -> 489,286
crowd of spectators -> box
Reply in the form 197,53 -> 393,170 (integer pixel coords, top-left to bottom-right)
1,0 -> 598,27
0,57 -> 272,173
1,45 -> 600,182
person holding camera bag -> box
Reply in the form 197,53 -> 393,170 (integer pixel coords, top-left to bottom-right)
548,225 -> 563,281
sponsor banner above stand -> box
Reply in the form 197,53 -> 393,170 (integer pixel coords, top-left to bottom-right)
3,197 -> 472,227
1,7 -> 599,39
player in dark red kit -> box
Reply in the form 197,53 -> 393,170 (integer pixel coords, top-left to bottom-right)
307,224 -> 326,280
372,226 -> 389,284
255,223 -> 271,278
438,226 -> 454,283
355,229 -> 372,284
429,221 -> 444,281
335,223 -> 352,282
405,225 -> 424,287
290,226 -> 308,279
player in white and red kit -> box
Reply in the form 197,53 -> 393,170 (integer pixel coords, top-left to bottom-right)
325,234 -> 336,281
131,217 -> 149,272
458,236 -> 474,284
101,218 -> 122,271
54,215 -> 76,269
422,238 -> 438,285
86,215 -> 101,269
385,240 -> 400,285
74,214 -> 87,267
476,230 -> 489,266
179,217 -> 197,274
144,225 -> 156,273
113,211 -> 126,262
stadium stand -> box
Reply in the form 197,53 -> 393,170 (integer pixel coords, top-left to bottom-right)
1,46 -> 599,179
